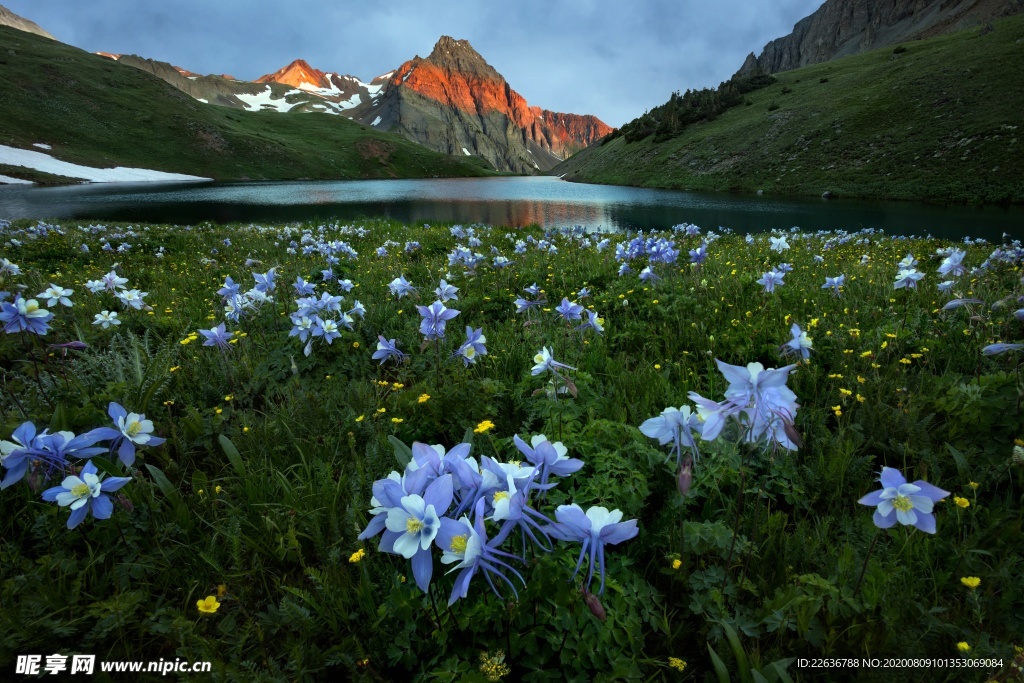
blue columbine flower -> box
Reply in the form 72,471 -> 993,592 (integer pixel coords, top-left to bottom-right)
253,268 -> 277,293
822,275 -> 845,296
289,315 -> 316,343
388,275 -> 416,298
531,347 -> 576,377
689,243 -> 708,265
555,298 -> 583,322
782,323 -> 813,360
757,271 -> 785,293
548,504 -> 638,594
512,434 -> 583,489
217,276 -> 240,300
435,279 -> 459,302
455,326 -> 487,366
894,268 -> 924,289
312,318 -> 341,344
87,403 -> 166,467
639,406 -> 702,463
982,343 -> 1024,355
199,323 -> 234,349
417,300 -> 460,340
575,309 -> 604,335
0,296 -> 53,335
41,460 -> 132,530
435,498 -> 526,605
857,467 -> 949,534
524,283 -> 541,297
938,249 -> 967,278
372,335 -> 406,365
293,276 -> 315,296
689,360 -> 801,450
380,475 -> 454,592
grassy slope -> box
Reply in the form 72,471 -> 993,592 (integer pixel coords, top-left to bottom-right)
0,26 -> 494,181
555,16 -> 1024,204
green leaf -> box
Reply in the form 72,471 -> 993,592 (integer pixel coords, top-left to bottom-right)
388,435 -> 412,468
90,456 -> 122,478
722,621 -> 750,682
145,463 -> 179,501
945,443 -> 968,476
707,642 -> 731,683
219,434 -> 246,476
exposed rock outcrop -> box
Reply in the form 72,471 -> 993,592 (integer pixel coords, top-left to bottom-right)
736,0 -> 1024,76
0,4 -> 55,40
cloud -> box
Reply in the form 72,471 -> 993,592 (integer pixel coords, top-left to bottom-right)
5,0 -> 823,126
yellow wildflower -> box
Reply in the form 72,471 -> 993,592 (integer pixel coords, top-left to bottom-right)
355,415 -> 365,422
668,657 -> 687,672
418,393 -> 431,403
954,496 -> 970,508
474,420 -> 496,434
832,406 -> 842,417
349,548 -> 366,563
961,576 -> 981,589
391,417 -> 404,424
957,642 -> 971,653
197,596 -> 221,614
671,559 -> 682,570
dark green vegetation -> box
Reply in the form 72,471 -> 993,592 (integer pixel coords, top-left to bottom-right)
0,26 -> 493,182
1,219 -> 1023,682
555,16 -> 1024,204
613,74 -> 777,144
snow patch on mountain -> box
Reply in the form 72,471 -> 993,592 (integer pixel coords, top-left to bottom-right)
0,145 -> 211,183
235,87 -> 296,112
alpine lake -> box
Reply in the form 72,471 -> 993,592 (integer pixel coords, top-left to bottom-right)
1,175 -> 1022,239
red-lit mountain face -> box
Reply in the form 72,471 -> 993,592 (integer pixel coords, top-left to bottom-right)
345,37 -> 613,173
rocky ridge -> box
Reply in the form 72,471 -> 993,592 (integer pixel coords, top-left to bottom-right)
0,4 -> 55,40
736,0 -> 1024,76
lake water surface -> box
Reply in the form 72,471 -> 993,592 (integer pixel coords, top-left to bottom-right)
1,176 -> 1021,239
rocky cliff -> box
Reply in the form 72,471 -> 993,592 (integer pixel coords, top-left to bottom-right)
736,0 -> 1024,76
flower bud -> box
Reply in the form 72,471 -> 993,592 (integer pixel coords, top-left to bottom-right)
1013,444 -> 1024,466
677,455 -> 693,497
581,587 -> 606,622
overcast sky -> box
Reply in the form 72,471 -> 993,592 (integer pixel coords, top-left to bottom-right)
7,0 -> 823,127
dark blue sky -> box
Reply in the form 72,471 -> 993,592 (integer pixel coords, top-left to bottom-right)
7,0 -> 823,126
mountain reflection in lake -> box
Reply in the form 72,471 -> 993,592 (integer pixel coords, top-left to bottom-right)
1,176 -> 1021,239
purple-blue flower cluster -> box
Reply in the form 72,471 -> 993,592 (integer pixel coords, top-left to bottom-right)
358,435 -> 636,602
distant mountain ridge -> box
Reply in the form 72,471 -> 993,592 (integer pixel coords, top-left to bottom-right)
93,36 -> 610,174
736,0 -> 1024,76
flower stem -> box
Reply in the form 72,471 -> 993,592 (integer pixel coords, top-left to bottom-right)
855,530 -> 880,597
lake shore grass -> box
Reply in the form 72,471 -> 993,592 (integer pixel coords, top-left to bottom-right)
1,218 -> 1022,681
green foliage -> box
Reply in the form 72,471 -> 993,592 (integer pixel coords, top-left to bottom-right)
2,217 -> 1024,681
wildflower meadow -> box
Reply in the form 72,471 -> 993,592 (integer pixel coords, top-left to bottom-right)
1,218 -> 1022,682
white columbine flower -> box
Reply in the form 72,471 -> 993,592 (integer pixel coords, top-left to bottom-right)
39,284 -> 74,307
118,412 -> 156,445
93,311 -> 121,329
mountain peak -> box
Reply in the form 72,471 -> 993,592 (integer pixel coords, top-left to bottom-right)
255,59 -> 330,89
424,36 -> 498,78
0,4 -> 56,40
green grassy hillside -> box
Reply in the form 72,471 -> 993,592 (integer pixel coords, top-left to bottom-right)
0,26 -> 494,182
555,16 -> 1024,204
